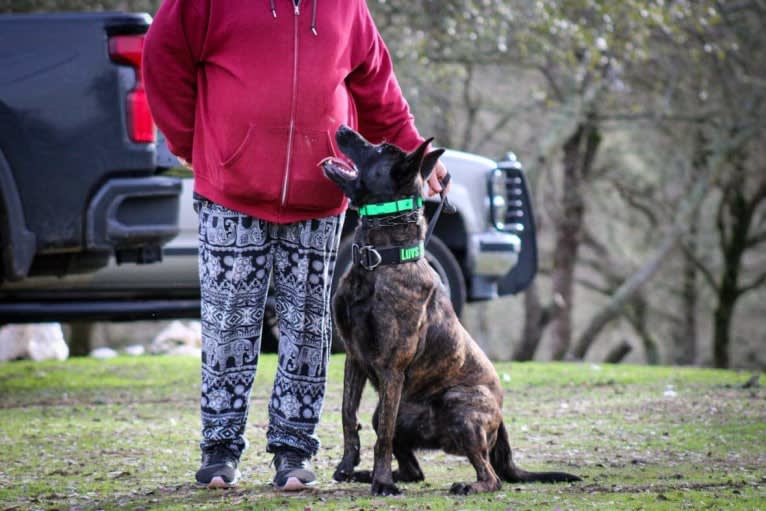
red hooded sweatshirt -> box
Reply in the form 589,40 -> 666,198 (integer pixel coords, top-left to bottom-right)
143,0 -> 425,223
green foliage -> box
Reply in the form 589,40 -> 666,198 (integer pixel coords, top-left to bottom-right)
0,355 -> 763,510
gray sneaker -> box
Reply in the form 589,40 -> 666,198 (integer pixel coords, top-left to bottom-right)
195,444 -> 241,489
272,448 -> 317,491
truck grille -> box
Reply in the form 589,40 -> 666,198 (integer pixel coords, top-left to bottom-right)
496,153 -> 528,234
503,172 -> 526,233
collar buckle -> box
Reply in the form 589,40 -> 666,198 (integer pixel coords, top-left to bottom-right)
352,243 -> 382,271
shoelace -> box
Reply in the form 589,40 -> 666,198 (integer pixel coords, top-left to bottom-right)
272,449 -> 307,471
205,444 -> 237,465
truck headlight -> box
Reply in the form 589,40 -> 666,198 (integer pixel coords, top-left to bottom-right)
488,169 -> 508,229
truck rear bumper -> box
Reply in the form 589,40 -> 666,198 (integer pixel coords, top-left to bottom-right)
86,176 -> 181,264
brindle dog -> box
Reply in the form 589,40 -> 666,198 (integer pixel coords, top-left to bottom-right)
322,125 -> 580,496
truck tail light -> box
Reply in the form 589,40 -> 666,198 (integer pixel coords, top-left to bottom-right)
109,34 -> 155,144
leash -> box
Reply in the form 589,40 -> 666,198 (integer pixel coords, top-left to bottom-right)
424,173 -> 453,248
353,173 -> 453,271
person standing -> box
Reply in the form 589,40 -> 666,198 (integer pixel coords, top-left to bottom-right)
143,0 -> 447,490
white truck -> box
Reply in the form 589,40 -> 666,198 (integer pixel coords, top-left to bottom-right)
1,130 -> 537,349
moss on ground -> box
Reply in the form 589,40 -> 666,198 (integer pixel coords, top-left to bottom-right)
0,355 -> 763,510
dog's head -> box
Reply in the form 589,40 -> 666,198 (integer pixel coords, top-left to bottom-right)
321,125 -> 445,208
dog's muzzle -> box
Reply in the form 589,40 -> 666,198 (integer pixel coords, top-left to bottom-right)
352,244 -> 382,271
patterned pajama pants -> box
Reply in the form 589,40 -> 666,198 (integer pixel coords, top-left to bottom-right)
195,196 -> 344,458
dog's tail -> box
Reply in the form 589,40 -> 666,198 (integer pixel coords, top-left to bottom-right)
490,421 -> 581,484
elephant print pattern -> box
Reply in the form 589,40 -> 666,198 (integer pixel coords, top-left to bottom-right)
195,196 -> 344,457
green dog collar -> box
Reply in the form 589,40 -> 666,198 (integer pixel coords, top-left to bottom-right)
358,196 -> 423,217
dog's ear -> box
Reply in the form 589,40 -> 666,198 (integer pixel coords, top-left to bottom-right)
396,138 -> 434,186
420,148 -> 446,181
408,138 -> 432,165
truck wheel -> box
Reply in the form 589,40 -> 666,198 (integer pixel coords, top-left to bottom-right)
424,235 -> 467,317
330,234 -> 466,352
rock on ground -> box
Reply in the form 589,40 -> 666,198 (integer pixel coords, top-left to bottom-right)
150,320 -> 202,356
0,323 -> 69,362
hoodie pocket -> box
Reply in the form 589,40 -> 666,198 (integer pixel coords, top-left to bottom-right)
218,123 -> 285,203
286,129 -> 345,211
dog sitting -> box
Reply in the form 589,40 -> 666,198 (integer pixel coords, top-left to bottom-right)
322,125 -> 580,496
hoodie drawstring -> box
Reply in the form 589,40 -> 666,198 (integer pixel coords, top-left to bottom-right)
310,0 -> 317,36
270,0 -> 318,36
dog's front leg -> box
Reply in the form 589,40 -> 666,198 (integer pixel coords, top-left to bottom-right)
334,355 -> 367,482
370,370 -> 404,496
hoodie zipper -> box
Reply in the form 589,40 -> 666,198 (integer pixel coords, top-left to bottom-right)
280,1 -> 301,208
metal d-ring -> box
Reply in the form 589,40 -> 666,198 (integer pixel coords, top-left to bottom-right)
353,243 -> 382,271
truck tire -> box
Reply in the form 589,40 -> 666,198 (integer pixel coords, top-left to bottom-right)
330,234 -> 466,352
424,235 -> 467,317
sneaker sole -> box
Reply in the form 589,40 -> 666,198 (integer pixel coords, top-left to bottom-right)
207,476 -> 233,489
202,471 -> 241,489
277,476 -> 317,491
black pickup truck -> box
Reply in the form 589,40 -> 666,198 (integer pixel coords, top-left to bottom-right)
0,11 -> 538,336
0,13 -> 182,319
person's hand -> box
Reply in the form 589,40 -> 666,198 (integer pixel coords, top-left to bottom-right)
178,157 -> 192,170
426,160 -> 450,197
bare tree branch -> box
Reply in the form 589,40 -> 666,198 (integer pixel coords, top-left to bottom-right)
576,275 -> 614,296
473,99 -> 542,155
459,63 -> 479,150
678,238 -> 720,292
537,61 -> 565,103
746,230 -> 766,248
603,176 -> 660,227
570,125 -> 759,360
739,270 -> 766,295
596,111 -> 718,124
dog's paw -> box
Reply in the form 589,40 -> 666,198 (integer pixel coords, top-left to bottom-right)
350,470 -> 373,483
393,469 -> 424,483
333,455 -> 362,482
449,482 -> 473,495
450,480 -> 501,494
371,480 -> 401,496
333,466 -> 353,482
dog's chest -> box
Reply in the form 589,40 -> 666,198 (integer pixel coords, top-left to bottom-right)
339,266 -> 435,359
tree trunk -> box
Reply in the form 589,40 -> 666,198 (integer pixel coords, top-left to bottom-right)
675,209 -> 699,365
712,190 -> 747,368
711,148 -> 762,368
549,122 -> 600,359
619,294 -> 661,365
675,130 -> 708,365
431,87 -> 455,149
713,301 -> 734,369
515,282 -> 545,361
67,321 -> 94,357
515,157 -> 551,362
604,340 -> 632,364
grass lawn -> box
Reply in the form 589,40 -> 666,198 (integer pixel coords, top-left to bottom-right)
0,355 -> 763,510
